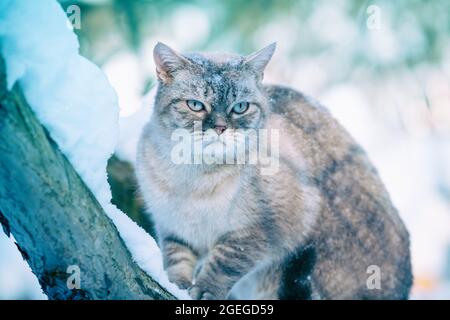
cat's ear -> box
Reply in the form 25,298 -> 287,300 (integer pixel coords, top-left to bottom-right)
244,42 -> 276,78
153,42 -> 190,83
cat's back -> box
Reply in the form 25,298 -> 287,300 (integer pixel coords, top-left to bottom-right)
264,84 -> 328,115
263,84 -> 412,299
264,84 -> 315,109
263,84 -> 337,141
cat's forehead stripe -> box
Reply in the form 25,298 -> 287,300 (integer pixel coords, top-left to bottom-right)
204,74 -> 239,110
184,52 -> 243,66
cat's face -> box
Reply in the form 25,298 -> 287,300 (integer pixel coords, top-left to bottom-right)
152,42 -> 276,162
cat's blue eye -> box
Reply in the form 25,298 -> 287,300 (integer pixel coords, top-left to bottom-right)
186,99 -> 205,112
232,102 -> 250,114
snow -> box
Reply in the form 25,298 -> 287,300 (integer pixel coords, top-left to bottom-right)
0,232 -> 46,300
0,0 -> 188,299
115,88 -> 156,163
100,50 -> 156,163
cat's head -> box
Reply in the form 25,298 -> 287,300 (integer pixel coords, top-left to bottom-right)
151,42 -> 276,163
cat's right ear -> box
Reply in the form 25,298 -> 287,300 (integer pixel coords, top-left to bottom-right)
244,42 -> 276,79
153,42 -> 189,84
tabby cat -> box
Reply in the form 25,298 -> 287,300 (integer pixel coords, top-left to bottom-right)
136,42 -> 412,299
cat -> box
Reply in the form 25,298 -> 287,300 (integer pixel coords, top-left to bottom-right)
135,42 -> 412,299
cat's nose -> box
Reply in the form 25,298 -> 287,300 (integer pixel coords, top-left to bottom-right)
215,125 -> 227,135
214,118 -> 227,135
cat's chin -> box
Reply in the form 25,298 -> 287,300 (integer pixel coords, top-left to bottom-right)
196,141 -> 251,166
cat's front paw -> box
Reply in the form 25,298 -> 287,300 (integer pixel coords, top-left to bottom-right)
172,278 -> 192,290
188,285 -> 217,300
167,270 -> 193,290
188,279 -> 229,300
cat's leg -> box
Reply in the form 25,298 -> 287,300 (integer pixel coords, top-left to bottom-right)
189,229 -> 268,300
162,235 -> 198,289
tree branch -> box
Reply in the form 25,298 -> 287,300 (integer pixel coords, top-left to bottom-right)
0,57 -> 175,300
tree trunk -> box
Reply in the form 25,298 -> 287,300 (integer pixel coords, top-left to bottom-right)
0,57 -> 174,300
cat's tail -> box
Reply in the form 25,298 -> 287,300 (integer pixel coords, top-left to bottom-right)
278,244 -> 316,300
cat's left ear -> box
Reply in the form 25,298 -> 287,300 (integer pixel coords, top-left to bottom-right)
244,42 -> 276,79
153,42 -> 190,83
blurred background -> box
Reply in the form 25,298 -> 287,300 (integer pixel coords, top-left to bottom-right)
1,0 -> 449,299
